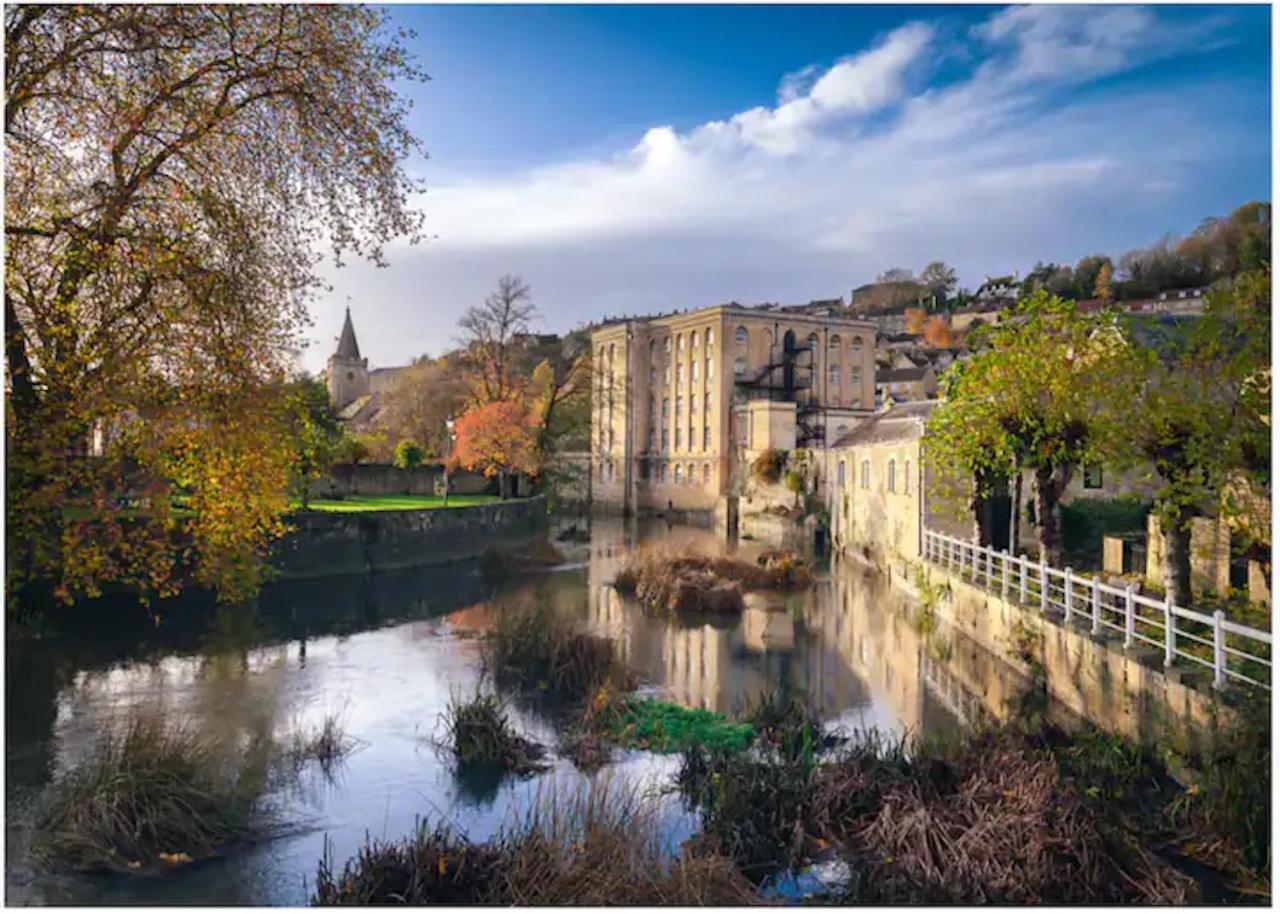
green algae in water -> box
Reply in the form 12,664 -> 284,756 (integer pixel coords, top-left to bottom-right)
609,699 -> 753,753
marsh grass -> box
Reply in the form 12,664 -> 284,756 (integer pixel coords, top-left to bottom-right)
287,712 -> 357,778
440,690 -> 547,775
30,713 -> 277,872
614,546 -> 813,614
312,778 -> 754,905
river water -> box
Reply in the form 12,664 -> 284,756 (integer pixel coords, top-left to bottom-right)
6,516 -> 1041,905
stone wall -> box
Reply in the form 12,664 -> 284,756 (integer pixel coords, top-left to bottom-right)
314,463 -> 495,498
901,561 -> 1232,758
271,496 -> 547,580
1145,513 -> 1230,596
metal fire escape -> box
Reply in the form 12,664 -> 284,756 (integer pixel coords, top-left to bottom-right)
734,332 -> 826,447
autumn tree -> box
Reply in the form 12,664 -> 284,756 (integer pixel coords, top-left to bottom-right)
376,354 -> 469,458
904,308 -> 927,335
5,6 -> 425,605
923,315 -> 954,349
1101,269 -> 1270,604
449,399 -> 540,498
1072,255 -> 1113,301
927,292 -> 1116,563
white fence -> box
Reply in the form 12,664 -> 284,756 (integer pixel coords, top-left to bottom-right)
922,529 -> 1271,692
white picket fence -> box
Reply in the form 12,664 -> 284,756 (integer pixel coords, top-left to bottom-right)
922,529 -> 1272,692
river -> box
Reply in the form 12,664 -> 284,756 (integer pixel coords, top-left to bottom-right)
6,515 -> 1043,905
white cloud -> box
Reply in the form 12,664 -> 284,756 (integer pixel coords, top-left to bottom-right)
305,6 -> 1262,373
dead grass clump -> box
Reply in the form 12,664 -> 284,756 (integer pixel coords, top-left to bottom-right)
31,713 -> 274,872
615,546 -> 812,614
441,691 -> 547,775
288,713 -> 355,777
487,599 -> 634,702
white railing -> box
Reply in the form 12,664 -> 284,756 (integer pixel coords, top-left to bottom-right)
922,529 -> 1272,693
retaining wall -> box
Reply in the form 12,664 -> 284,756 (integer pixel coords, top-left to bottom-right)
271,496 -> 547,580
896,561 -> 1233,758
314,463 -> 496,498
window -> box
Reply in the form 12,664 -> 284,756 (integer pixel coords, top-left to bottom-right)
904,460 -> 911,494
608,429 -> 615,450
807,332 -> 819,351
640,460 -> 650,482
649,366 -> 656,384
609,343 -> 615,362
705,356 -> 713,381
838,460 -> 847,487
663,336 -> 671,354
888,459 -> 896,493
662,397 -> 670,418
664,364 -> 671,385
675,363 -> 683,385
677,335 -> 685,354
828,364 -> 840,385
648,427 -> 655,449
706,327 -> 714,347
704,396 -> 711,413
852,335 -> 864,355
704,426 -> 711,449
1083,463 -> 1103,489
734,326 -> 748,346
861,460 -> 871,489
690,330 -> 698,350
598,461 -> 605,482
690,395 -> 697,414
662,428 -> 669,449
674,464 -> 683,484
659,462 -> 667,483
702,463 -> 710,484
688,425 -> 695,452
676,396 -> 683,416
691,360 -> 698,382
675,427 -> 682,449
733,356 -> 747,377
851,366 -> 862,385
829,334 -> 841,351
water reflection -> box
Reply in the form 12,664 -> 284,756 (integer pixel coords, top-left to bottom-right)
6,518 -> 1044,905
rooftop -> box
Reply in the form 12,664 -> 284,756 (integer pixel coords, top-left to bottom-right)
830,400 -> 937,448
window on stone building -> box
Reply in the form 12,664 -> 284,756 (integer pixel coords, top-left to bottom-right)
675,363 -> 683,385
676,396 -> 683,416
852,366 -> 862,385
677,335 -> 684,353
659,462 -> 667,483
608,429 -> 615,450
688,425 -> 694,451
662,397 -> 670,418
690,395 -> 697,414
687,462 -> 696,484
649,366 -> 656,384
734,326 -> 748,346
861,460 -> 871,489
904,460 -> 911,493
838,460 -> 846,487
675,427 -> 682,449
807,332 -> 818,351
648,427 -> 655,450
829,334 -> 841,351
662,428 -> 669,450
852,335 -> 864,355
664,336 -> 671,354
828,364 -> 839,386
703,463 -> 711,484
705,355 -> 713,382
733,356 -> 746,377
888,459 -> 896,493
1083,463 -> 1103,489
691,330 -> 699,350
691,360 -> 698,382
674,464 -> 683,484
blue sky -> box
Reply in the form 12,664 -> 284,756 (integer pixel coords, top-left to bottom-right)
306,3 -> 1271,373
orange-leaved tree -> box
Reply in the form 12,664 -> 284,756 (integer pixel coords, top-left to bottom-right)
449,399 -> 541,498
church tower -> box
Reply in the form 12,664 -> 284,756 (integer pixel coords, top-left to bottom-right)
327,306 -> 369,408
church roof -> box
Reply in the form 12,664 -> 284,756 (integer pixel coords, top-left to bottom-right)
336,307 -> 361,360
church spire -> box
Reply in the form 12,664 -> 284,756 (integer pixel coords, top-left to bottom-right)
336,305 -> 361,360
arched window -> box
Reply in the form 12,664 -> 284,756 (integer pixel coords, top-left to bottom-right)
706,327 -> 714,347
674,464 -> 683,484
829,334 -> 841,351
677,335 -> 685,354
734,326 -> 748,346
703,463 -> 711,484
888,459 -> 896,493
861,460 -> 871,489
662,397 -> 670,418
691,330 -> 699,350
733,356 -> 747,377
659,462 -> 667,483
687,462 -> 696,484
664,336 -> 671,353
807,332 -> 819,351
852,335 -> 864,354
904,459 -> 912,494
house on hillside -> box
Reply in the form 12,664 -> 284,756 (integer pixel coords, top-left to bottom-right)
876,365 -> 938,406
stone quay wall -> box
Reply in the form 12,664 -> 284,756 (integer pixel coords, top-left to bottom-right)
314,463 -> 496,498
271,496 -> 547,580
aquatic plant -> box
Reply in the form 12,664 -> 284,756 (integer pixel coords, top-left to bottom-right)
606,698 -> 753,754
287,712 -> 356,777
613,545 -> 812,614
440,690 -> 547,775
312,779 -> 754,905
31,713 -> 275,872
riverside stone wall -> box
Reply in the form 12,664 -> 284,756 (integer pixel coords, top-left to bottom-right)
271,496 -> 547,580
314,463 -> 496,498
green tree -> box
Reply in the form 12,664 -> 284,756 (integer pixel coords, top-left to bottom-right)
1101,269 -> 1270,604
928,291 -> 1117,562
919,261 -> 958,310
283,377 -> 343,509
393,439 -> 425,471
5,6 -> 425,606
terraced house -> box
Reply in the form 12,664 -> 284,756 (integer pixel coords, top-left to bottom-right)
590,302 -> 878,515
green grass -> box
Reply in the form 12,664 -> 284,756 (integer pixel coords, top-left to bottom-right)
296,494 -> 501,512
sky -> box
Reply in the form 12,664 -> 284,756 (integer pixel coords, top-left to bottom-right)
303,3 -> 1271,373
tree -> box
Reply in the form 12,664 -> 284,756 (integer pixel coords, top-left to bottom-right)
392,439 -> 425,471
927,291 -> 1116,563
877,267 -> 915,284
458,275 -> 537,405
1073,255 -> 1112,301
923,315 -> 954,348
919,261 -> 958,309
450,399 -> 540,498
5,6 -> 425,605
1093,261 -> 1113,303
1101,269 -> 1270,604
904,307 -> 928,334
282,376 -> 344,509
376,355 -> 468,457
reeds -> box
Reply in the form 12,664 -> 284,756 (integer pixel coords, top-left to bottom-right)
287,712 -> 356,777
613,546 -> 813,614
441,690 -> 547,775
30,713 -> 275,872
312,778 -> 754,905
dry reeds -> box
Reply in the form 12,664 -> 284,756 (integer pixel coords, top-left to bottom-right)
31,713 -> 275,872
614,546 -> 813,614
441,691 -> 547,775
287,712 -> 355,777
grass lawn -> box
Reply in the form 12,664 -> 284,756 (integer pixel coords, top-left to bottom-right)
297,494 -> 501,512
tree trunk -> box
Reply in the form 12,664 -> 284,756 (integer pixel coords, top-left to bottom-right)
1161,509 -> 1194,607
1034,465 -> 1063,566
970,472 -> 987,545
1009,472 -> 1022,555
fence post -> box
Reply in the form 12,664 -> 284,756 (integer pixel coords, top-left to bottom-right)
1039,560 -> 1048,612
1001,550 -> 1009,601
987,549 -> 994,590
1064,567 -> 1074,624
972,541 -> 979,582
1019,556 -> 1028,605
1123,584 -> 1134,650
1091,576 -> 1101,636
1163,594 -> 1175,667
1212,610 -> 1226,690
947,538 -> 953,573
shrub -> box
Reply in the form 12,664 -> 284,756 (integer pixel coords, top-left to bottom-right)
783,469 -> 805,495
606,698 -> 753,753
750,448 -> 787,484
392,438 -> 425,470
31,713 -> 275,872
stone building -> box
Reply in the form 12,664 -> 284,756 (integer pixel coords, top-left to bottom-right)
323,308 -> 408,427
589,303 -> 878,515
